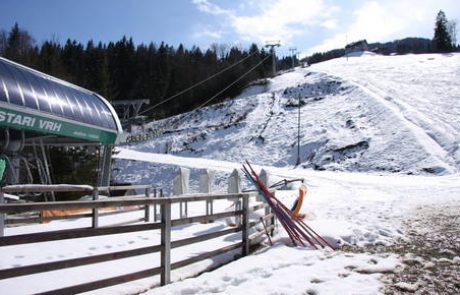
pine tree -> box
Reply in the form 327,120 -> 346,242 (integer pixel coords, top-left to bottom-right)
0,24 -> 272,119
38,40 -> 66,78
0,29 -> 7,56
433,10 -> 452,52
4,23 -> 36,65
99,55 -> 116,100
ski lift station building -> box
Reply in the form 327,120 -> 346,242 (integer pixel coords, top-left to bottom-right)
0,57 -> 123,187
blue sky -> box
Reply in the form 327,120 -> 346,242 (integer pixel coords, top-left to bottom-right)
1,0 -> 459,57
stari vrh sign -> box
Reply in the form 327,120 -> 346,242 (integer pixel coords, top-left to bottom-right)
0,106 -> 118,144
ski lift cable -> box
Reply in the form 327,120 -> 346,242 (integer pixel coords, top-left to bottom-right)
195,54 -> 271,110
122,53 -> 270,144
137,50 -> 260,117
173,54 -> 271,126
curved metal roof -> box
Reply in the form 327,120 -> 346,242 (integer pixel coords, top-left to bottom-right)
0,57 -> 122,144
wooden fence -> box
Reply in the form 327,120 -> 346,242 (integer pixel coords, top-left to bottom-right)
0,184 -> 162,229
0,185 -> 274,294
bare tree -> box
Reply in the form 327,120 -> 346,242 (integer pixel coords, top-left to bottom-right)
210,42 -> 230,60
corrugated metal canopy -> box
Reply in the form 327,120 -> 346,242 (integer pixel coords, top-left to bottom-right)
0,57 -> 122,144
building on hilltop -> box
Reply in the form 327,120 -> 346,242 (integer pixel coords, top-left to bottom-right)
345,39 -> 369,53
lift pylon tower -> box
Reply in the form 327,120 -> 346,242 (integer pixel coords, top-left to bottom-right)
289,47 -> 297,69
265,41 -> 281,77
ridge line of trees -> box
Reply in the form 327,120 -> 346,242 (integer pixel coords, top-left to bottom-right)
306,10 -> 459,65
0,23 -> 272,119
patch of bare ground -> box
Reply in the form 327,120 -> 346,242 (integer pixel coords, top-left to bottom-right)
342,204 -> 460,294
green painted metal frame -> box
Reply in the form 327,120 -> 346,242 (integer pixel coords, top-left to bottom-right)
0,103 -> 118,144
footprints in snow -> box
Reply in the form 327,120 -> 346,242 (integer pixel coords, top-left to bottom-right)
86,235 -> 150,252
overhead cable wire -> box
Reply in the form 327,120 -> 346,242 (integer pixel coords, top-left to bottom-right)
172,54 -> 271,126
194,54 -> 271,110
123,53 -> 271,143
138,50 -> 260,117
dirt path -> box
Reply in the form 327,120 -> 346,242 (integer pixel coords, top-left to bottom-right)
343,203 -> 460,294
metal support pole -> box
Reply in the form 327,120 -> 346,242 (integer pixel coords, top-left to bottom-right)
296,94 -> 301,166
40,139 -> 55,201
161,202 -> 171,285
265,41 -> 280,77
289,47 -> 297,69
32,142 -> 45,185
0,189 -> 4,237
98,145 -> 113,187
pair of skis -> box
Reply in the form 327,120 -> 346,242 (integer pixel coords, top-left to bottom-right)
242,161 -> 335,250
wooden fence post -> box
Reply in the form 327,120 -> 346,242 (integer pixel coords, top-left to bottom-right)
228,169 -> 241,224
144,187 -> 151,222
200,169 -> 214,216
92,188 -> 99,228
156,189 -> 164,221
258,169 -> 274,235
161,201 -> 171,286
228,169 -> 241,194
258,169 -> 269,202
241,195 -> 249,256
153,188 -> 158,222
0,189 -> 4,237
173,168 -> 189,218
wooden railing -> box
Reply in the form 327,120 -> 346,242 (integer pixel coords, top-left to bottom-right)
0,186 -> 274,294
0,184 -> 164,228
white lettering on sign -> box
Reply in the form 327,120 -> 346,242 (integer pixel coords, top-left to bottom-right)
74,131 -> 87,137
0,110 -> 62,132
22,116 -> 36,127
0,111 -> 36,127
12,114 -> 24,125
39,120 -> 62,132
6,112 -> 15,123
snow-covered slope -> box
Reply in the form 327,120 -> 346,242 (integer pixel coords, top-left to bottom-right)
3,53 -> 460,295
119,52 -> 460,178
313,52 -> 460,174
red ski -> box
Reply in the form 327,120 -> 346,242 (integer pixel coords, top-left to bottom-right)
242,161 -> 335,250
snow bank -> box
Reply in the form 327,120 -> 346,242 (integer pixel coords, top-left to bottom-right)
143,245 -> 399,295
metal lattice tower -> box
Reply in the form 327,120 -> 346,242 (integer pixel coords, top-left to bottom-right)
289,47 -> 297,69
265,41 -> 281,77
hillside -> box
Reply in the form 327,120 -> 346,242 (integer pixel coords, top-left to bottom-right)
3,53 -> 460,295
111,52 -> 460,294
118,52 -> 460,183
